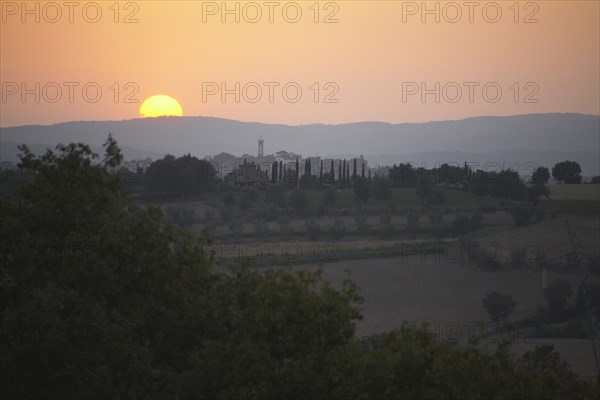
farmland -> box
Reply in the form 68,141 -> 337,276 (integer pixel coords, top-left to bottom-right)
153,182 -> 600,377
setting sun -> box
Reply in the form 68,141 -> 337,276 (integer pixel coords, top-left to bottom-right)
139,95 -> 183,118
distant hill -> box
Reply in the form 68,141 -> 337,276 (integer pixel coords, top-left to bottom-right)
1,113 -> 598,174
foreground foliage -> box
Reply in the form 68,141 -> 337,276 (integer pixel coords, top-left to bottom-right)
1,138 -> 597,399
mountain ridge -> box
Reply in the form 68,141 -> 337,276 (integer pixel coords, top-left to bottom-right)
2,113 -> 598,174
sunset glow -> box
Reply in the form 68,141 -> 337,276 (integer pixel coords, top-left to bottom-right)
139,95 -> 183,118
1,1 -> 598,127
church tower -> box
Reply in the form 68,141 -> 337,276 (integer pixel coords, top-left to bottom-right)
258,137 -> 264,158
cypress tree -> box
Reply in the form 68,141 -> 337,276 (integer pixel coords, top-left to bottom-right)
279,161 -> 283,181
346,163 -> 350,182
319,161 -> 323,181
331,160 -> 336,183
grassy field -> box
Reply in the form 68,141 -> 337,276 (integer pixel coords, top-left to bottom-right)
471,215 -> 600,259
540,184 -> 600,216
294,254 -> 599,377
548,184 -> 600,200
300,257 -> 588,336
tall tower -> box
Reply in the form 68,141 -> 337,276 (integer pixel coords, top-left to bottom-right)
258,137 -> 264,158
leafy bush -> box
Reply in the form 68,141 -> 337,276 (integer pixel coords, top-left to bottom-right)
482,292 -> 516,323
427,207 -> 444,224
452,214 -> 471,235
510,205 -> 532,226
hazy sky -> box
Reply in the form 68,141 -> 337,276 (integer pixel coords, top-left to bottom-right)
1,0 -> 599,127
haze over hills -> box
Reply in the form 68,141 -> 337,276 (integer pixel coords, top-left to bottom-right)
1,113 -> 599,174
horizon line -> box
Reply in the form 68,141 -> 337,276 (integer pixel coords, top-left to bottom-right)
2,112 -> 599,130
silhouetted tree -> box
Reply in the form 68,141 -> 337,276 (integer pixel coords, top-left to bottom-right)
531,166 -> 550,184
528,183 -> 550,205
279,161 -> 283,181
271,161 -> 278,183
319,161 -> 323,181
145,153 -> 217,196
552,161 -> 582,184
483,292 -> 516,324
330,159 -> 335,183
389,163 -> 418,187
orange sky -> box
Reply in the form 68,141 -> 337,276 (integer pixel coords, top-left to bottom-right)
1,0 -> 599,127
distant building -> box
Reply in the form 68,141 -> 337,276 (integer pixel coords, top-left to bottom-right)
205,140 -> 369,184
224,161 -> 270,187
258,137 -> 264,158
